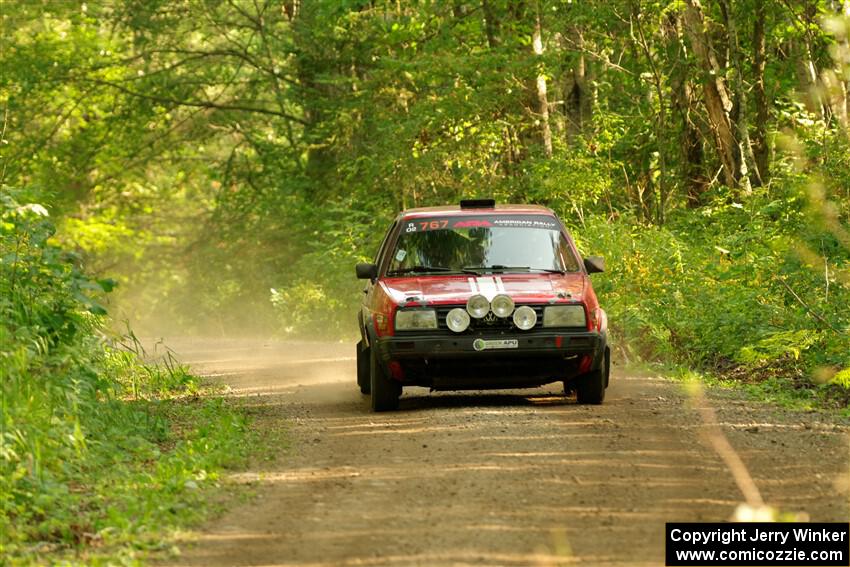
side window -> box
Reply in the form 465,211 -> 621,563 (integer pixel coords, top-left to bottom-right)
558,234 -> 581,272
374,221 -> 398,266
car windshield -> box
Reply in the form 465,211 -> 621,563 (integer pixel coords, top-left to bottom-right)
387,214 -> 581,275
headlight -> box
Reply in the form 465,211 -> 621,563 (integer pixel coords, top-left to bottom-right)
446,308 -> 471,333
395,309 -> 438,331
543,305 -> 586,328
466,294 -> 490,319
512,305 -> 537,330
491,294 -> 514,318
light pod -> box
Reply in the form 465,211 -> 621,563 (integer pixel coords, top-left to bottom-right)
466,294 -> 490,319
512,305 -> 537,330
491,294 -> 515,318
446,307 -> 471,333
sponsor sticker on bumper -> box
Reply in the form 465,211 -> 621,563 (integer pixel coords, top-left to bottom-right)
472,338 -> 519,351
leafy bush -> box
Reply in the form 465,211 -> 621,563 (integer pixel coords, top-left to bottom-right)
576,186 -> 850,389
268,203 -> 379,339
524,148 -> 615,226
0,191 -> 250,564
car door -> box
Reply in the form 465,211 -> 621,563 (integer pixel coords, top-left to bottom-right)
360,218 -> 399,343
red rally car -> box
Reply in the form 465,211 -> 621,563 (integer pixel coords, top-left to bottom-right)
355,199 -> 609,412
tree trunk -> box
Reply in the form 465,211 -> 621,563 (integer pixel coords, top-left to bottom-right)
533,2 -> 553,157
751,0 -> 770,184
795,2 -> 827,119
283,0 -> 300,21
719,0 -> 756,191
633,4 -> 668,223
481,0 -> 500,48
564,28 -> 591,140
836,0 -> 850,126
665,11 -> 709,205
682,0 -> 740,190
828,0 -> 850,129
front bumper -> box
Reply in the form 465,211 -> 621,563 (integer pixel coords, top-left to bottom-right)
373,330 -> 606,389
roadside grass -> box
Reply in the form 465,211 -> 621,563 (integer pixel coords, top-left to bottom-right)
622,358 -> 850,418
575,191 -> 850,412
3,368 -> 256,567
0,193 -> 277,566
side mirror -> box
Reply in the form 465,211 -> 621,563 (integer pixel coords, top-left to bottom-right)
584,256 -> 605,274
355,262 -> 378,280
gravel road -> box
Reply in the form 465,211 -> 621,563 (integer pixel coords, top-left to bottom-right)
160,339 -> 849,567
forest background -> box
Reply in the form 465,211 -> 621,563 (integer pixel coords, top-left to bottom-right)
2,0 -> 850,562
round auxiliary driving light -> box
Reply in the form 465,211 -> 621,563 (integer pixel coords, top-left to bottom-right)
466,294 -> 490,319
446,308 -> 471,333
512,305 -> 537,330
491,294 -> 515,318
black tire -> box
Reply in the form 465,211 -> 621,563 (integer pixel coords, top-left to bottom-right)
576,347 -> 609,405
370,348 -> 401,412
356,340 -> 371,394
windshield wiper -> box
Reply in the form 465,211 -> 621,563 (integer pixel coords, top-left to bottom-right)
464,264 -> 522,272
388,265 -> 480,276
464,265 -> 566,274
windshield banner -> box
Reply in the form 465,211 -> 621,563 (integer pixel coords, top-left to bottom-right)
402,215 -> 560,233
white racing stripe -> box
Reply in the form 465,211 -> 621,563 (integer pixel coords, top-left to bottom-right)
495,276 -> 506,294
467,276 -> 507,299
476,276 -> 499,300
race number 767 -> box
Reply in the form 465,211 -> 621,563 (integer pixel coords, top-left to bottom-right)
418,220 -> 448,231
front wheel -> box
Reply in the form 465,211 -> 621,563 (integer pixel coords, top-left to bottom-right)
370,349 -> 401,412
356,340 -> 371,394
576,347 -> 609,405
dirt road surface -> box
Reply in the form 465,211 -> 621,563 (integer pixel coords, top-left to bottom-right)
161,339 -> 849,567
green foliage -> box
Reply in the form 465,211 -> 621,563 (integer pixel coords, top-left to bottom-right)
3,0 -> 847,341
832,368 -> 850,389
4,0 -> 850,561
578,186 -> 850,386
524,147 -> 615,223
0,0 -> 848,396
0,191 -> 251,564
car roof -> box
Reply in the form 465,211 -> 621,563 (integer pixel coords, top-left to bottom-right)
399,204 -> 555,220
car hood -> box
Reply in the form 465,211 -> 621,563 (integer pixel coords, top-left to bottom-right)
381,273 -> 586,305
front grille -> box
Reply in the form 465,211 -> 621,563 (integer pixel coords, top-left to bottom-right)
435,304 -> 546,333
